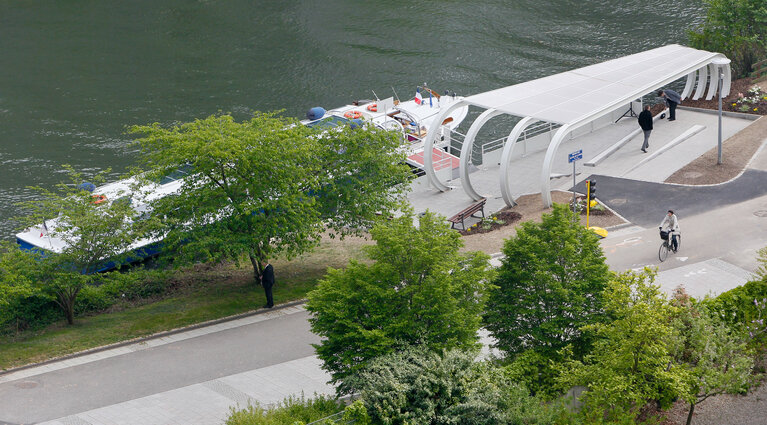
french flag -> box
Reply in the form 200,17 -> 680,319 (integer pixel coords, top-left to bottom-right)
414,88 -> 423,105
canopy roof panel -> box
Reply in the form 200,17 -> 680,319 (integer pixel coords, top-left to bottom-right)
464,44 -> 723,125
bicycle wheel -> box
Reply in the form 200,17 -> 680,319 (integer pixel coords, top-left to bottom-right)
659,242 -> 669,262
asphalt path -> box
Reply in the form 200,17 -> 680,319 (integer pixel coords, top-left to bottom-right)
574,169 -> 767,227
600,192 -> 767,273
0,309 -> 319,424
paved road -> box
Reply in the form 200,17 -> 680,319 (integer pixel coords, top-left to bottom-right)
574,169 -> 767,228
599,193 -> 767,275
0,307 -> 320,424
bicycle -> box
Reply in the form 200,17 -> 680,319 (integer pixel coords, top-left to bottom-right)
658,229 -> 681,262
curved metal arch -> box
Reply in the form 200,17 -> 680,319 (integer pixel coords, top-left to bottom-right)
423,100 -> 470,192
681,71 -> 696,100
705,63 -> 718,100
459,109 -> 505,201
540,124 -> 573,207
693,65 -> 708,100
499,116 -> 537,207
721,62 -> 732,97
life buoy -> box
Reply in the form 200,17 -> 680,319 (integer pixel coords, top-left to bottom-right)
92,194 -> 107,205
366,104 -> 377,112
344,110 -> 362,119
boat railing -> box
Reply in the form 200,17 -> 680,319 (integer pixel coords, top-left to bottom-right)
481,121 -> 562,156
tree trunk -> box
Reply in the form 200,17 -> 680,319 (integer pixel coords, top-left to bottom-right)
686,402 -> 695,425
249,253 -> 263,283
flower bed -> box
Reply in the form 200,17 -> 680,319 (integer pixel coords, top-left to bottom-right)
458,210 -> 522,235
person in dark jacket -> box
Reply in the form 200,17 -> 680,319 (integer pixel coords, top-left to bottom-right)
658,89 -> 682,121
637,105 -> 653,153
259,261 -> 275,308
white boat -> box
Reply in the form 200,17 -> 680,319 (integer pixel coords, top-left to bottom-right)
301,86 -> 469,174
16,86 -> 469,270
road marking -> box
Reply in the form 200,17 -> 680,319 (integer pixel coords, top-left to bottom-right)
616,236 -> 642,246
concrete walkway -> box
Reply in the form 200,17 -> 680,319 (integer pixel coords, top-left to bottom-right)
407,108 -> 755,221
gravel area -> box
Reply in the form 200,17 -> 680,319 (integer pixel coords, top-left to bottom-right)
665,115 -> 766,185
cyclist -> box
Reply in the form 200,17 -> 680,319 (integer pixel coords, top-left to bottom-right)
659,210 -> 680,252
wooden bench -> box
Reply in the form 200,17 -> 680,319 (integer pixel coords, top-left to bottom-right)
448,198 -> 486,230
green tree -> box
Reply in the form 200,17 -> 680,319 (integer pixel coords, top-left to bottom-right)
351,347 -> 569,425
483,203 -> 610,357
0,242 -> 37,326
306,212 -> 492,394
558,270 -> 691,423
688,0 -> 767,77
669,290 -> 756,425
15,167 -> 140,324
130,112 -> 411,282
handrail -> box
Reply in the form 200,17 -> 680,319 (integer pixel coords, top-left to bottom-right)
305,410 -> 355,424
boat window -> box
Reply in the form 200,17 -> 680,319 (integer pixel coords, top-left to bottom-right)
305,116 -> 351,129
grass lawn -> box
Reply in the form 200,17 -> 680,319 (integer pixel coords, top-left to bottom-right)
0,235 -> 373,371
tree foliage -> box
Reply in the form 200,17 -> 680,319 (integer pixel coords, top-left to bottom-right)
13,167 -> 140,324
558,270 -> 690,422
306,212 -> 492,394
130,112 -> 411,281
483,203 -> 610,357
688,0 -> 767,77
352,347 -> 569,425
669,290 -> 756,425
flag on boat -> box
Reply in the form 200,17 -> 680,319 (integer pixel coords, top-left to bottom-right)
40,220 -> 48,237
414,88 -> 423,105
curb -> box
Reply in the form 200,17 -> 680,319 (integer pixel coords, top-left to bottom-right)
0,299 -> 308,377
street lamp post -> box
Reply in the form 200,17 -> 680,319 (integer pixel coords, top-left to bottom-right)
712,57 -> 731,165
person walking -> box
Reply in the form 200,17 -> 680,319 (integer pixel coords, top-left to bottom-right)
637,105 -> 653,153
658,89 -> 681,121
259,261 -> 275,308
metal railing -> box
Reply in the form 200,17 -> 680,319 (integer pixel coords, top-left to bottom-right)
305,411 -> 355,424
478,121 -> 563,157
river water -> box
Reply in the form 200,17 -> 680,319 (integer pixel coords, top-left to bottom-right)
0,0 -> 705,238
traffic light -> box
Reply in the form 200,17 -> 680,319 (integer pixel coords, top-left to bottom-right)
588,180 -> 596,200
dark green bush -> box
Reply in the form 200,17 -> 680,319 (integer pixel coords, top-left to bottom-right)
0,293 -> 59,333
1,268 -> 173,333
703,278 -> 767,325
75,284 -> 115,314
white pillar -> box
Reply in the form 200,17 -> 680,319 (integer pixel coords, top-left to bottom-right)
460,109 -> 503,201
540,124 -> 572,207
424,100 -> 469,192
499,117 -> 536,207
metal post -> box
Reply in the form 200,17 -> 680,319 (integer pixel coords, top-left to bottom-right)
717,68 -> 723,165
572,161 -> 576,216
712,57 -> 730,166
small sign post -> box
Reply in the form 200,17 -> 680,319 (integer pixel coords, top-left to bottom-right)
568,150 -> 582,216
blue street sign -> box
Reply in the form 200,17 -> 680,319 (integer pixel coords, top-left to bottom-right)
568,149 -> 583,163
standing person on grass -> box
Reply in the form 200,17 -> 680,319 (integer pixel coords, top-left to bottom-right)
658,89 -> 682,121
260,261 -> 275,308
638,104 -> 653,153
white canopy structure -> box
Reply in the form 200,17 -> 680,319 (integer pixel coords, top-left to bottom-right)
422,44 -> 732,207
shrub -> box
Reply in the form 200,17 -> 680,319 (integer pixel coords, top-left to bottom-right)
0,293 -> 60,333
224,394 -> 344,425
352,346 -> 571,425
703,278 -> 767,346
